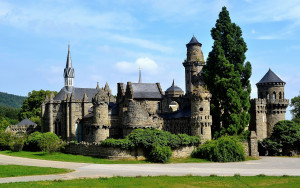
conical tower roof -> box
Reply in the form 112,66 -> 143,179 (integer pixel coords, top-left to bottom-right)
257,69 -> 285,85
64,44 -> 75,78
186,35 -> 202,47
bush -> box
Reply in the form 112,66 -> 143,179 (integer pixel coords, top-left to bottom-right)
9,134 -> 26,152
101,128 -> 200,163
258,139 -> 280,156
24,131 -> 44,151
100,138 -> 134,150
38,132 -> 65,153
259,120 -> 300,156
149,144 -> 172,163
192,135 -> 245,162
0,130 -> 12,150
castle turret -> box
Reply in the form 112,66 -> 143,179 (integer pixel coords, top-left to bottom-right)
190,85 -> 212,142
64,45 -> 75,93
256,69 -> 289,137
92,89 -> 110,142
183,35 -> 205,94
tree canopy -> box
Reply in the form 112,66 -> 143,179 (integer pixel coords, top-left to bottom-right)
202,7 -> 252,137
0,92 -> 26,109
290,93 -> 300,123
19,90 -> 57,125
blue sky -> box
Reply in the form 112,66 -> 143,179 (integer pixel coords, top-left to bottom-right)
0,0 -> 299,119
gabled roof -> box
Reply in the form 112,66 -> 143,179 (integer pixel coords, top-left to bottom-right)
257,69 -> 285,84
54,87 -> 98,102
17,118 -> 37,126
186,35 -> 202,46
131,83 -> 162,99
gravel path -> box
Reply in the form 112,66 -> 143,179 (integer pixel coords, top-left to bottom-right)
0,154 -> 299,184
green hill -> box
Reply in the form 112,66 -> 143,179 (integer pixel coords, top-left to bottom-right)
0,92 -> 26,109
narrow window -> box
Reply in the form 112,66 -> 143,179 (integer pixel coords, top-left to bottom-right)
273,92 -> 276,100
279,92 -> 282,99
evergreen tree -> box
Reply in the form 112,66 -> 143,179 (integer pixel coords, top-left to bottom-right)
203,7 -> 252,136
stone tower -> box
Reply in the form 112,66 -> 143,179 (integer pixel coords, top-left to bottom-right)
256,69 -> 289,137
183,35 -> 205,94
92,89 -> 110,142
190,85 -> 212,142
64,45 -> 75,93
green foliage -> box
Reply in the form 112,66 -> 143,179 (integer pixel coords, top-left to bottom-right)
101,128 -> 200,163
18,90 -> 57,125
37,132 -> 65,153
192,135 -> 245,162
202,6 -> 251,136
259,120 -> 300,156
148,144 -> 172,163
100,138 -> 135,150
258,139 -> 280,156
0,130 -> 12,150
9,134 -> 26,152
0,92 -> 26,109
0,105 -> 20,131
290,93 -> 300,120
24,131 -> 44,151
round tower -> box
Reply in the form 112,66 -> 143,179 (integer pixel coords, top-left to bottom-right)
183,35 -> 205,94
256,69 -> 289,137
92,89 -> 110,142
190,86 -> 212,142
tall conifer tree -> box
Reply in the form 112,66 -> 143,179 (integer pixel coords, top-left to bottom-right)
203,7 -> 252,136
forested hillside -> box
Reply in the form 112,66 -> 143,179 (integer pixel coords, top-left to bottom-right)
0,92 -> 26,108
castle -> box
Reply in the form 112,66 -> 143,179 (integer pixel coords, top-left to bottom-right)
41,36 -> 288,143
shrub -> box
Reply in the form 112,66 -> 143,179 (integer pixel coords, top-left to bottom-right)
148,144 -> 172,163
100,138 -> 134,150
24,131 -> 43,151
101,128 -> 200,163
192,135 -> 245,162
38,132 -> 65,153
0,130 -> 12,150
9,133 -> 26,152
259,120 -> 300,156
258,139 -> 280,156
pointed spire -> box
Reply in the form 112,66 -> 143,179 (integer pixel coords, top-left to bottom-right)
66,44 -> 72,68
96,82 -> 100,90
138,66 -> 142,83
172,79 -> 175,87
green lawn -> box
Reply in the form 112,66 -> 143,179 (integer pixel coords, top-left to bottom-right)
1,175 -> 300,187
0,165 -> 70,178
0,150 -> 210,164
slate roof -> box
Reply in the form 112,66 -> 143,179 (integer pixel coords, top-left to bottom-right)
131,83 -> 162,99
257,69 -> 285,84
186,35 -> 202,46
166,80 -> 183,92
54,87 -> 98,102
17,118 -> 37,126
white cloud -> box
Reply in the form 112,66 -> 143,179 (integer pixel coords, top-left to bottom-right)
115,57 -> 158,74
111,34 -> 172,53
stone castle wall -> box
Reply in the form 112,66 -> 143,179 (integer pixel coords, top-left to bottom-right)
63,142 -> 196,160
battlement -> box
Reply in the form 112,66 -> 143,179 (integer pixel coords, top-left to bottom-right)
251,98 -> 266,104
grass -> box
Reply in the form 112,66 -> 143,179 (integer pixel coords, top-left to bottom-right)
0,150 -> 212,164
0,165 -> 70,178
1,175 -> 300,187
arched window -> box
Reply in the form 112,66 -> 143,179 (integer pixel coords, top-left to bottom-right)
266,92 -> 269,100
273,92 -> 276,100
279,92 -> 282,99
